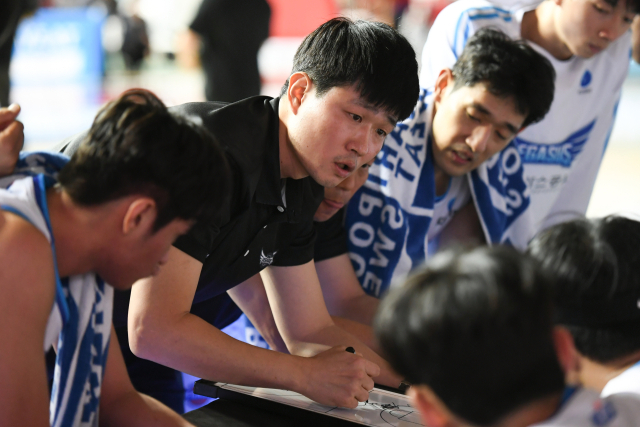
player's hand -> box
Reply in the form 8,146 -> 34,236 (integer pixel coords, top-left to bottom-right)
0,104 -> 24,177
298,345 -> 379,409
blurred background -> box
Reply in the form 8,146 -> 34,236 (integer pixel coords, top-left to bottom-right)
4,0 -> 638,411
4,0 -> 638,220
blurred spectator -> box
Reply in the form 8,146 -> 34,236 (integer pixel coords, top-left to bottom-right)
121,2 -> 150,71
181,0 -> 271,103
0,0 -> 38,107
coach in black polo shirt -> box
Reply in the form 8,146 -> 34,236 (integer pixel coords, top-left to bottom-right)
60,18 -> 419,410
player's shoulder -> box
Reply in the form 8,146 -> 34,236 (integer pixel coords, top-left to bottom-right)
600,392 -> 640,425
540,388 -> 640,427
436,0 -> 515,25
0,208 -> 53,280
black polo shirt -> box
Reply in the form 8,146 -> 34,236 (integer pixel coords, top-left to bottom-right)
313,208 -> 349,263
171,96 -> 324,304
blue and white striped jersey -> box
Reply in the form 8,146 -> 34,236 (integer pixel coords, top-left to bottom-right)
0,164 -> 113,427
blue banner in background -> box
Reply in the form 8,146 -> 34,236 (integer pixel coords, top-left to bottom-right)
10,7 -> 106,149
12,7 -> 104,90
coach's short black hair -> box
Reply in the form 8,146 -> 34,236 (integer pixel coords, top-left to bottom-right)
375,246 -> 564,426
58,89 -> 230,231
452,28 -> 555,128
528,216 -> 640,363
280,17 -> 419,122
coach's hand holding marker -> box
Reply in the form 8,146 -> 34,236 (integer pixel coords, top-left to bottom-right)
299,345 -> 377,408
346,346 -> 377,403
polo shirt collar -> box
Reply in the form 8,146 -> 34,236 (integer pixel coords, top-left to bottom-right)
255,97 -> 321,223
255,97 -> 282,207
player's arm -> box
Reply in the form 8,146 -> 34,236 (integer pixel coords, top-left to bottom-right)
229,272 -> 380,354
260,261 -> 402,387
0,104 -> 24,176
0,212 -> 55,427
128,246 -> 376,408
99,326 -> 194,427
227,274 -> 289,353
317,253 -> 380,326
316,253 -> 381,352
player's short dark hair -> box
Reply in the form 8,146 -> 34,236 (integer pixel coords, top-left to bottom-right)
527,216 -> 640,363
58,89 -> 230,231
452,28 -> 555,128
280,17 -> 419,122
605,0 -> 640,14
375,246 -> 564,426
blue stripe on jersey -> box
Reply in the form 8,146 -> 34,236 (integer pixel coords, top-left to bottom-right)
453,12 -> 465,60
602,95 -> 621,156
0,204 -> 32,223
61,310 -> 95,426
52,278 -> 78,423
33,174 -> 70,324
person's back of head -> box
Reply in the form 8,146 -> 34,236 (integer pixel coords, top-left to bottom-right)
451,27 -> 556,128
375,245 -> 565,426
280,17 -> 420,122
58,88 -> 230,231
527,216 -> 640,364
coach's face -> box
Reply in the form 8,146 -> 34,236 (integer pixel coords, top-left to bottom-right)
431,69 -> 526,179
555,0 -> 635,59
285,73 -> 395,188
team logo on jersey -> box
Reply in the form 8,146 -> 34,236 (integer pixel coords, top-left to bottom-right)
259,249 -> 277,267
581,70 -> 592,88
580,70 -> 593,94
515,120 -> 594,168
591,399 -> 617,425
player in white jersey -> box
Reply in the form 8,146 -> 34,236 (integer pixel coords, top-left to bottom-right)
0,89 -> 229,427
528,216 -> 640,399
421,0 -> 639,238
376,245 -> 640,427
344,28 -> 555,298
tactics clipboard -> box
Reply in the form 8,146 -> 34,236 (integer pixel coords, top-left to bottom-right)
194,379 -> 424,426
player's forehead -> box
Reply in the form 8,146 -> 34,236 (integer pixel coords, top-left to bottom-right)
452,82 -> 524,132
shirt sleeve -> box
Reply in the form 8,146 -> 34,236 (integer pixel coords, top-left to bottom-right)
313,209 -> 349,262
419,2 -> 480,87
271,219 -> 317,267
173,220 -> 220,263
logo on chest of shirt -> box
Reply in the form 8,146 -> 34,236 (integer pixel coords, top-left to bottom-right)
515,120 -> 594,168
580,70 -> 593,94
260,249 -> 277,267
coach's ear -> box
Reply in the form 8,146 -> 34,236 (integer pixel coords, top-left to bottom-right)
122,197 -> 157,236
433,68 -> 454,105
287,72 -> 312,115
408,385 -> 451,427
